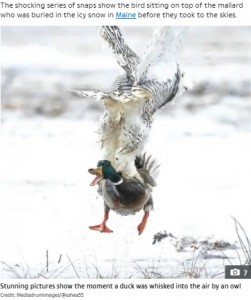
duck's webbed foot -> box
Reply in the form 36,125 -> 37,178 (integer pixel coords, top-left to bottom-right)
89,212 -> 113,233
89,224 -> 113,233
137,211 -> 149,235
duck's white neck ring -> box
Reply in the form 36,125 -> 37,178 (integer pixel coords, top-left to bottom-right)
113,178 -> 123,185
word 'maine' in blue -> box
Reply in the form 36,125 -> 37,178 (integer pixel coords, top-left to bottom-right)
116,12 -> 137,19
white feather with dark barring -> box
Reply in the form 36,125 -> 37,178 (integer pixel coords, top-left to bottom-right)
75,26 -> 188,179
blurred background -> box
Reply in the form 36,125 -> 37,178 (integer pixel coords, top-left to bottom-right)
1,27 -> 251,279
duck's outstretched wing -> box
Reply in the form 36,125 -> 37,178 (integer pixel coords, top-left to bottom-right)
99,26 -> 140,82
135,152 -> 160,190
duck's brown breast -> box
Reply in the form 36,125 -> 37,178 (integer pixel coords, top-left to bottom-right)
102,180 -> 150,215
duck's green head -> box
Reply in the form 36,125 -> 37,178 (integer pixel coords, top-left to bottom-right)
88,160 -> 122,186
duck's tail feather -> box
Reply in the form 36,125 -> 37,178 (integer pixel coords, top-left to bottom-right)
135,153 -> 160,187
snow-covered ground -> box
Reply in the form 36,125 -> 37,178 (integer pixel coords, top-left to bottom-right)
1,27 -> 251,279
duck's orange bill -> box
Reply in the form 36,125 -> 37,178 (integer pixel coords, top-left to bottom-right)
88,167 -> 103,186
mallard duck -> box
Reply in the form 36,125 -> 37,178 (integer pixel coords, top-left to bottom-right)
88,154 -> 159,235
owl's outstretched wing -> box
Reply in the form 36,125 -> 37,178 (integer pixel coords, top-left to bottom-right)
134,27 -> 188,114
136,26 -> 188,83
98,26 -> 188,112
99,26 -> 140,82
